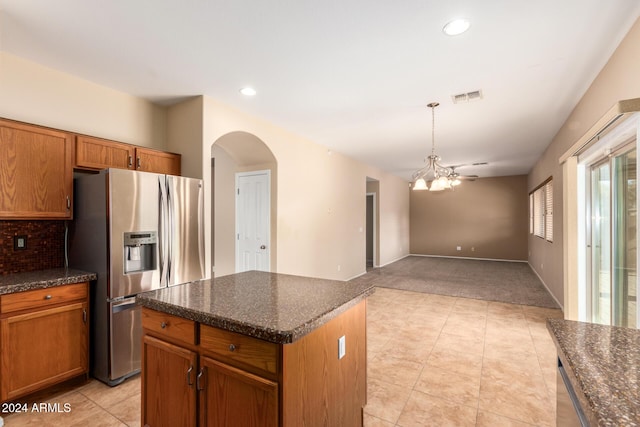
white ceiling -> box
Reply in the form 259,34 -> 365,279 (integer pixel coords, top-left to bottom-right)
1,1 -> 639,180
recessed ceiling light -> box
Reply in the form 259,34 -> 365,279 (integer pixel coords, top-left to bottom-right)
239,87 -> 256,96
443,18 -> 470,36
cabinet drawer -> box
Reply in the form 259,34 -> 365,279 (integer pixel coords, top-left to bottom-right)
142,308 -> 196,345
1,283 -> 88,314
200,325 -> 279,376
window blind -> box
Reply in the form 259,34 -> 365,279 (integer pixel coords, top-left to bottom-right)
530,178 -> 553,241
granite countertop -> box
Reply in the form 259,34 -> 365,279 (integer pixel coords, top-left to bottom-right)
0,268 -> 97,295
547,319 -> 640,426
136,270 -> 375,344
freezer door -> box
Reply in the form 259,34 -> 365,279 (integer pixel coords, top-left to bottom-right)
167,175 -> 205,286
109,169 -> 163,298
109,298 -> 141,382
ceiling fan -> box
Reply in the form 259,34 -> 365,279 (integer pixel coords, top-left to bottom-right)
448,165 -> 479,182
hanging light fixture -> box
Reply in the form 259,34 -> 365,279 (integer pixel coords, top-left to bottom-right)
412,102 -> 456,191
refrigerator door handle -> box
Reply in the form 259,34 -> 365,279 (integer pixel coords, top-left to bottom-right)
158,177 -> 168,287
166,177 -> 173,285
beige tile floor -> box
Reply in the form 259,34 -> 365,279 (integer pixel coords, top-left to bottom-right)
4,287 -> 563,426
364,287 -> 563,427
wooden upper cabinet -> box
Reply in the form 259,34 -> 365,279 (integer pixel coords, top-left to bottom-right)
0,119 -> 73,219
75,135 -> 135,170
136,147 -> 181,175
75,135 -> 181,176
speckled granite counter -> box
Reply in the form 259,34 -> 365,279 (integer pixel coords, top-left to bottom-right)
0,268 -> 97,295
136,270 -> 375,344
547,319 -> 640,426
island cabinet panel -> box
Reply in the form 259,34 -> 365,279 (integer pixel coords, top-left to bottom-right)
199,356 -> 278,427
0,282 -> 90,402
141,299 -> 368,427
0,119 -> 73,219
200,325 -> 279,379
75,135 -> 135,171
142,307 -> 197,345
282,300 -> 367,427
142,335 -> 197,427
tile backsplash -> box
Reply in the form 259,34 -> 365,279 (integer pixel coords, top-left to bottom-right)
0,220 -> 66,275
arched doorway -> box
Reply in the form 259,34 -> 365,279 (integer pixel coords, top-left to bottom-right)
210,131 -> 278,277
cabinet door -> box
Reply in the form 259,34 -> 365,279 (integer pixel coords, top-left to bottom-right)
0,302 -> 88,401
0,119 -> 72,219
75,135 -> 135,170
200,356 -> 278,427
142,335 -> 197,427
136,147 -> 181,175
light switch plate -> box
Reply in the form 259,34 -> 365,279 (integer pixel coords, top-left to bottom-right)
338,335 -> 346,359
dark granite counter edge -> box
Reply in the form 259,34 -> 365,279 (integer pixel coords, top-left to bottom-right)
547,319 -> 598,425
0,272 -> 98,295
137,287 -> 375,344
547,319 -> 608,427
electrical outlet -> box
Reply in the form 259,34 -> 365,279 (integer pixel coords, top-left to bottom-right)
338,335 -> 346,359
14,235 -> 27,251
456,246 -> 461,251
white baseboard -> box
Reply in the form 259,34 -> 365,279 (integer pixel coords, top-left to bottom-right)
409,253 -> 527,263
344,253 -> 412,281
378,253 -> 411,268
528,262 -> 564,311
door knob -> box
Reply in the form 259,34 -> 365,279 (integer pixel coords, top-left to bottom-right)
260,245 -> 266,249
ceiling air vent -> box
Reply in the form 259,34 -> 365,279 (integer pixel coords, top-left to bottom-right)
452,90 -> 483,104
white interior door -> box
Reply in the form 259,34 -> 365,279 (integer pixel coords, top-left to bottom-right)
236,170 -> 270,272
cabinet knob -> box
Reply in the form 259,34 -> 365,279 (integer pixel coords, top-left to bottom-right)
161,322 -> 167,329
44,295 -> 52,300
229,344 -> 236,352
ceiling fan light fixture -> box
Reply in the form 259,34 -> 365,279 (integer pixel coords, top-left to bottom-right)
412,102 -> 459,192
429,179 -> 444,192
413,178 -> 428,191
443,18 -> 470,36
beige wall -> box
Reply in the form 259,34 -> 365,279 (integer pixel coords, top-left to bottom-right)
528,17 -> 640,308
198,96 -> 410,281
0,52 -> 412,282
166,96 -> 203,179
0,52 -> 166,148
410,175 -> 528,261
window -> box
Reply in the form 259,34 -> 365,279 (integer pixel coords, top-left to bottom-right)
530,178 -> 553,242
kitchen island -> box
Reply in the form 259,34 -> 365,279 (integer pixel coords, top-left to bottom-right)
547,319 -> 640,426
136,270 -> 374,427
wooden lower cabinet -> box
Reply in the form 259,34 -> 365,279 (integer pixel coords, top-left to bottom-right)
142,335 -> 197,427
142,300 -> 366,427
199,356 -> 278,427
0,282 -> 89,401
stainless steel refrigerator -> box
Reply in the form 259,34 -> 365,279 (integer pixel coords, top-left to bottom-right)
69,168 -> 205,385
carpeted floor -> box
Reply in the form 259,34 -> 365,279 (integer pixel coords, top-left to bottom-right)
351,256 -> 559,309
